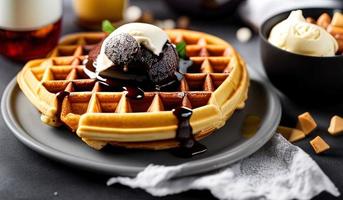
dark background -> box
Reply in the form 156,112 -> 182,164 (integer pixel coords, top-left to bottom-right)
0,0 -> 342,199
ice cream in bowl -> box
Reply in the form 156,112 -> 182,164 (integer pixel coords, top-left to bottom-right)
260,8 -> 343,104
268,10 -> 338,57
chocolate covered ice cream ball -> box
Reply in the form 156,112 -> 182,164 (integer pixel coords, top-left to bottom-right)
140,42 -> 179,86
104,33 -> 140,67
86,23 -> 182,89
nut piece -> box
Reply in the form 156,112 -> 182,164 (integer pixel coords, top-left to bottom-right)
296,112 -> 317,135
310,136 -> 330,154
241,115 -> 261,138
317,13 -> 331,29
331,12 -> 343,27
328,115 -> 343,135
277,126 -> 306,143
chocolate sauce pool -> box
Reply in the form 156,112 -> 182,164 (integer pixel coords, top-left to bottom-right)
83,56 -> 206,157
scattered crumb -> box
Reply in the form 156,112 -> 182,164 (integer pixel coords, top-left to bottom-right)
241,115 -> 261,138
236,27 -> 252,43
53,192 -> 59,196
154,20 -> 164,28
163,19 -> 176,29
141,11 -> 154,24
310,136 -> 330,154
277,126 -> 305,143
177,16 -> 190,29
156,19 -> 176,29
328,115 -> 343,135
296,112 -> 317,135
124,6 -> 142,22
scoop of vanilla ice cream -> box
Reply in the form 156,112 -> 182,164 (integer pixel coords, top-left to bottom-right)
268,10 -> 338,57
95,23 -> 168,73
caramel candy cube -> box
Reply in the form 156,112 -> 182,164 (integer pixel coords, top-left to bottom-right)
277,126 -> 306,143
327,25 -> 343,35
328,115 -> 343,135
296,112 -> 317,135
317,13 -> 331,28
310,136 -> 330,154
331,12 -> 343,27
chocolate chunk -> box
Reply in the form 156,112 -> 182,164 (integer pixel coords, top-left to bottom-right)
105,33 -> 140,66
140,42 -> 179,85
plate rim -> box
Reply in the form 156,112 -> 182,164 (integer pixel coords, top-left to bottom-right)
1,77 -> 281,177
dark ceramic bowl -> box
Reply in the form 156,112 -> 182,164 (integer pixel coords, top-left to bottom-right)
260,8 -> 343,104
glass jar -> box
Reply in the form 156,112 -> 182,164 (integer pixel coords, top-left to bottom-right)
0,0 -> 63,62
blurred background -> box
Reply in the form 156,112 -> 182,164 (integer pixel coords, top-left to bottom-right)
1,0 -> 342,62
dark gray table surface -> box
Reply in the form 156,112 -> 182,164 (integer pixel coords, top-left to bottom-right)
0,0 -> 342,199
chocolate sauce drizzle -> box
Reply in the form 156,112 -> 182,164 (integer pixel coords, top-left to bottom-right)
98,80 -> 144,100
56,91 -> 70,116
85,59 -> 144,99
56,91 -> 70,102
172,107 -> 207,157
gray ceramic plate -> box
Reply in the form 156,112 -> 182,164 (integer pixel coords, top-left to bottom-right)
1,73 -> 281,178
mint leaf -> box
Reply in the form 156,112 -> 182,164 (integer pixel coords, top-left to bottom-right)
176,41 -> 187,59
102,20 -> 116,34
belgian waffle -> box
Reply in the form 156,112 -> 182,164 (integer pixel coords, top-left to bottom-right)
17,29 -> 249,150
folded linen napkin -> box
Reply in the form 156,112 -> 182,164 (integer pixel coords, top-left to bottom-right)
107,134 -> 340,200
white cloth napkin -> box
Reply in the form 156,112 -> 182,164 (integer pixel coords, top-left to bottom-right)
107,134 -> 340,200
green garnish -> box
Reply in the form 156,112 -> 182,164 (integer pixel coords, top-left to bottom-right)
102,20 -> 116,34
176,41 -> 187,59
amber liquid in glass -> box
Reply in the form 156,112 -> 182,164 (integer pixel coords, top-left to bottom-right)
0,19 -> 61,62
73,0 -> 126,30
